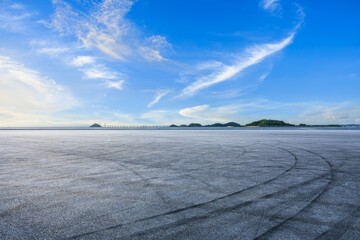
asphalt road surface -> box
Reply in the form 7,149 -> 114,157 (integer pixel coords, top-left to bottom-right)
0,130 -> 359,239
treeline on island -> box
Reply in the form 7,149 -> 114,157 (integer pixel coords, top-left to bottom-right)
169,119 -> 341,128
170,122 -> 241,127
90,119 -> 341,128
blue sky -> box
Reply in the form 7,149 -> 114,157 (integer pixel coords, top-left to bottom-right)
0,0 -> 359,126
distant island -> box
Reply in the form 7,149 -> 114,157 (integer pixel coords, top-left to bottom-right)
89,119 -> 343,128
170,122 -> 242,127
245,119 -> 294,127
169,119 -> 341,128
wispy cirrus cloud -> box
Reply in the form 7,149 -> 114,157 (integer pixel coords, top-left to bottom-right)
82,67 -> 117,80
148,90 -> 171,107
35,42 -> 124,89
180,33 -> 294,97
141,35 -> 172,61
179,105 -> 216,121
0,55 -> 77,116
261,0 -> 281,13
145,35 -> 172,49
105,80 -> 124,90
69,56 -> 124,90
178,100 -> 270,122
140,47 -> 164,62
71,56 -> 96,67
37,47 -> 69,55
0,2 -> 35,33
176,2 -> 304,99
9,3 -> 25,10
50,0 -> 170,62
300,103 -> 360,123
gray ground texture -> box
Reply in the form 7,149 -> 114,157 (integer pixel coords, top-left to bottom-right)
0,129 -> 360,240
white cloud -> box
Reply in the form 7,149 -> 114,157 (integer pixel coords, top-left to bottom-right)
0,7 -> 33,33
0,55 -> 78,125
300,103 -> 360,123
295,3 -> 306,23
145,35 -> 172,49
178,101 -> 278,123
29,39 -> 49,46
10,3 -> 25,10
140,47 -> 164,62
179,104 -> 247,122
37,47 -> 69,55
142,35 -> 172,61
180,33 -> 294,97
259,71 -> 270,81
71,56 -> 96,67
70,56 -> 124,88
105,80 -> 124,90
51,0 -> 133,60
261,0 -> 280,12
195,61 -> 225,71
50,0 -> 168,62
82,67 -> 118,79
210,89 -> 248,99
148,90 -> 171,107
179,105 -> 210,117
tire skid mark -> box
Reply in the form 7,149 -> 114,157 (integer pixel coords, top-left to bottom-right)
0,203 -> 29,218
127,169 -> 331,239
53,139 -> 177,219
291,145 -> 359,240
101,140 -> 175,206
181,173 -> 228,194
179,145 -> 249,195
126,145 -> 331,239
250,177 -> 329,239
65,144 -> 298,239
119,143 -> 248,209
132,145 -> 297,220
254,144 -> 334,240
161,180 -> 330,240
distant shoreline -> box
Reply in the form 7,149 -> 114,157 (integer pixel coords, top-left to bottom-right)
88,119 -> 358,129
1,126 -> 359,130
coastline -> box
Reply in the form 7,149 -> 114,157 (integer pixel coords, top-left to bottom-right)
0,126 -> 359,130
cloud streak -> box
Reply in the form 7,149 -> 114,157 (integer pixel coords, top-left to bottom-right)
180,33 -> 294,97
70,56 -> 124,90
261,0 -> 281,13
82,67 -> 117,80
105,80 -> 124,90
71,56 -> 96,67
0,3 -> 35,33
37,47 -> 69,55
178,100 -> 270,122
0,55 -> 77,116
148,90 -> 171,107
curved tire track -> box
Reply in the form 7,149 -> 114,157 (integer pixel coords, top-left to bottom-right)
66,144 -> 298,239
254,144 -> 334,239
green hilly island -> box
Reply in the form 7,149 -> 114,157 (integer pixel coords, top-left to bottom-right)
245,119 -> 294,127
